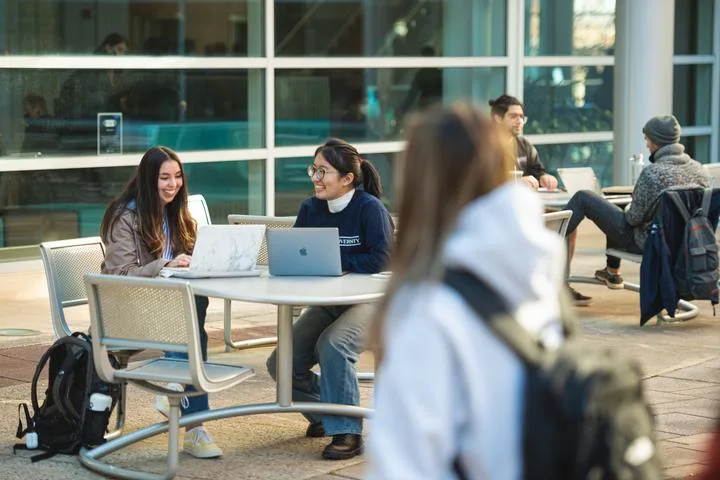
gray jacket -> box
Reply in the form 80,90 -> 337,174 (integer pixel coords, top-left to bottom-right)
627,143 -> 709,246
101,206 -> 170,277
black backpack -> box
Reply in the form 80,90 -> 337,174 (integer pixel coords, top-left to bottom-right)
445,269 -> 662,480
13,332 -> 120,462
667,188 -> 719,303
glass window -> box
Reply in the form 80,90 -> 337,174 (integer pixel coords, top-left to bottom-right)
525,0 -> 615,56
524,66 -> 613,134
680,136 -> 711,163
275,0 -> 506,56
673,64 -> 712,127
0,0 -> 262,56
275,67 -> 506,145
534,141 -> 614,186
275,152 -> 397,216
0,159 -> 264,247
0,69 -> 263,157
674,0 -> 713,55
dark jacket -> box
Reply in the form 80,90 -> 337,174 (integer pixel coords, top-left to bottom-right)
514,136 -> 547,179
640,188 -> 720,325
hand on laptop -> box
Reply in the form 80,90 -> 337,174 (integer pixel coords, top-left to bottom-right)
539,174 -> 559,191
521,175 -> 539,190
168,254 -> 192,268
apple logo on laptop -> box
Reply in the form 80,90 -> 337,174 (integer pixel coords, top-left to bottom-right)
299,247 -> 308,256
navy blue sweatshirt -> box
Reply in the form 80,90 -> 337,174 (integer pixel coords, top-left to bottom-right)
294,190 -> 392,274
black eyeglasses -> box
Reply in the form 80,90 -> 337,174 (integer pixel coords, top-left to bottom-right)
307,165 -> 340,181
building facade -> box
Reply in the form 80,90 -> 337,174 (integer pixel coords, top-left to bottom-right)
0,0 -> 717,254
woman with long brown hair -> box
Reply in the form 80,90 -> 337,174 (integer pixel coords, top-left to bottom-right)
100,146 -> 222,459
366,103 -> 567,478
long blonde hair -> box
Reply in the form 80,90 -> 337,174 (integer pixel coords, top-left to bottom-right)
370,102 -> 513,364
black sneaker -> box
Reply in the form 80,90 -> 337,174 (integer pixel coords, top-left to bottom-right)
594,268 -> 624,290
305,422 -> 325,438
322,434 -> 364,460
568,286 -> 592,307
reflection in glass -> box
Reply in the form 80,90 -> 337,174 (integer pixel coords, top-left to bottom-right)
673,65 -> 712,127
0,160 -> 264,247
275,153 -> 396,216
275,67 -> 505,145
525,0 -> 615,56
524,66 -> 613,134
680,136 -> 711,164
275,0 -> 505,56
0,69 -> 264,156
0,0 -> 263,56
534,141 -> 614,187
674,0 -> 713,55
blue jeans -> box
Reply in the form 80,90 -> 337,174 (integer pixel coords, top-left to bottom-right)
164,295 -> 209,415
266,304 -> 372,436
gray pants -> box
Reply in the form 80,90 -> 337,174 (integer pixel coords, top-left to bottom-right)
565,190 -> 642,269
266,304 -> 373,436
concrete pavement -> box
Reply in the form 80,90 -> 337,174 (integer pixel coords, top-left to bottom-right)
0,222 -> 719,479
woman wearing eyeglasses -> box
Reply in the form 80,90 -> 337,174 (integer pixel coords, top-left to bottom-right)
266,138 -> 393,460
489,93 -> 558,191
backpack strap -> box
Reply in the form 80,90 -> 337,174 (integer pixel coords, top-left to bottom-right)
15,403 -> 34,439
701,187 -> 713,217
667,190 -> 691,223
443,268 -> 548,366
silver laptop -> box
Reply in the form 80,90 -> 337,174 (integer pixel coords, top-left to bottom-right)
557,167 -> 600,195
161,225 -> 265,278
266,228 -> 343,276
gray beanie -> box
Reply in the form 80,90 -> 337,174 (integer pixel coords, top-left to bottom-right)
642,115 -> 681,147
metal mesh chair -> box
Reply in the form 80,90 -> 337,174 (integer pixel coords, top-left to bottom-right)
39,237 -> 106,338
227,214 -> 296,265
222,215 -> 296,351
80,274 -> 255,480
39,237 -> 132,438
188,194 -> 211,226
543,210 -> 573,237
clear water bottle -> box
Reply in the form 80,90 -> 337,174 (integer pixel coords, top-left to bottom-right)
629,153 -> 645,184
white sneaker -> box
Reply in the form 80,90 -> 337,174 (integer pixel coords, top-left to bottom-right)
183,426 -> 223,458
155,383 -> 186,418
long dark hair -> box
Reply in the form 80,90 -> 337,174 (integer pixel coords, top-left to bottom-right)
488,94 -> 524,118
100,146 -> 196,257
314,138 -> 384,199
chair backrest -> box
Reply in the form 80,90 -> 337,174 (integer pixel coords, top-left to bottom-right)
84,274 -> 203,384
39,237 -> 106,338
703,163 -> 720,188
543,210 -> 573,237
188,194 -> 211,226
227,214 -> 296,265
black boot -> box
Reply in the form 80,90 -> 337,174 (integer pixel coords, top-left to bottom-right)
322,433 -> 363,460
305,422 -> 325,438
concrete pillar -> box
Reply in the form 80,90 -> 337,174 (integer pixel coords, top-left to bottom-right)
614,0 -> 675,185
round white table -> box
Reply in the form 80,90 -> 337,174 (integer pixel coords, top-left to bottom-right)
181,271 -> 387,425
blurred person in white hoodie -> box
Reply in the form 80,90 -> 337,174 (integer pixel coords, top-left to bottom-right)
366,103 -> 567,479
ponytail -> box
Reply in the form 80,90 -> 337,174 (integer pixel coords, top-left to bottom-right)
360,159 -> 383,199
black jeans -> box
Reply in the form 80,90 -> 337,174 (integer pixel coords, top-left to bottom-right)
565,190 -> 642,269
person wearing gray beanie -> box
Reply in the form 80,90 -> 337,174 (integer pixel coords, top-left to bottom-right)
560,113 -> 708,306
642,115 -> 681,148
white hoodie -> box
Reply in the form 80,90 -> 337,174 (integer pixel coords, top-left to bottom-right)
366,183 -> 566,480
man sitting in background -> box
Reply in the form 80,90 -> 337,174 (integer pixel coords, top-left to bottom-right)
562,115 -> 708,306
489,94 -> 558,190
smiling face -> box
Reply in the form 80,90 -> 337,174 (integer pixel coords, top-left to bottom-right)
157,159 -> 183,206
500,105 -> 526,136
310,152 -> 354,201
